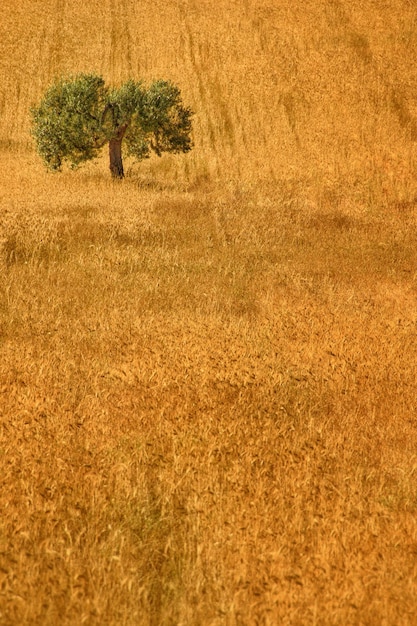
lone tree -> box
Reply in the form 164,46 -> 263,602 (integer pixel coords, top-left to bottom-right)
31,73 -> 193,179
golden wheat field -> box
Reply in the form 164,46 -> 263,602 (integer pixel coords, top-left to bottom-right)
1,1 -> 417,624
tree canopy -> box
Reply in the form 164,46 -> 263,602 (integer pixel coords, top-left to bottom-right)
31,73 -> 193,178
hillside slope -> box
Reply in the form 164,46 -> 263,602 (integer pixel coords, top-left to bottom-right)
2,3 -> 417,625
1,0 -> 417,195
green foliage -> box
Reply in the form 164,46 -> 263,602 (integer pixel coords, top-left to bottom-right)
102,80 -> 146,138
31,74 -> 108,171
142,80 -> 193,156
31,73 -> 193,174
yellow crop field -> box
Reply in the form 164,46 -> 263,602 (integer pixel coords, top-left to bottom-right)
1,1 -> 417,624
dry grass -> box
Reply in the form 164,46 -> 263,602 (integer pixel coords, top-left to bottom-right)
1,1 -> 417,624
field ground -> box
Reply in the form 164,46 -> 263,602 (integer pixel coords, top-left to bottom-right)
1,1 -> 417,624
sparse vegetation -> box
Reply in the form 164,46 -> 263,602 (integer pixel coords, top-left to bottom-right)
1,1 -> 417,625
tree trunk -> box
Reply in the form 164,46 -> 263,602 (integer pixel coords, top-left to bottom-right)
108,124 -> 128,179
109,137 -> 124,179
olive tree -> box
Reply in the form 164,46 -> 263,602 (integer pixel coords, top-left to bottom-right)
31,73 -> 193,179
